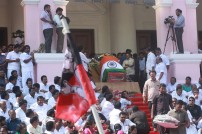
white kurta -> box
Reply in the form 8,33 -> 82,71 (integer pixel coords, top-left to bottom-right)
155,62 -> 167,84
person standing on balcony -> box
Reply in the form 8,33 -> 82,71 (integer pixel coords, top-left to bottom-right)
40,4 -> 54,53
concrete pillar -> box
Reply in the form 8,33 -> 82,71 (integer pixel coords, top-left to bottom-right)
110,1 -> 137,53
21,0 -> 68,52
153,0 -> 199,55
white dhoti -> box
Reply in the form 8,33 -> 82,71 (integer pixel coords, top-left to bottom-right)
22,70 -> 34,88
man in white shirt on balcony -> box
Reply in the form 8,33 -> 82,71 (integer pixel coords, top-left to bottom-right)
53,7 -> 65,53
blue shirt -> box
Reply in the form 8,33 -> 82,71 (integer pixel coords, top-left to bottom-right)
6,118 -> 21,133
174,14 -> 185,28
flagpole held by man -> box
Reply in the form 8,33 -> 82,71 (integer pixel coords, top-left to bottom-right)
55,15 -> 104,134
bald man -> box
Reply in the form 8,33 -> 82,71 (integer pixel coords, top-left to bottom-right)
0,101 -> 9,120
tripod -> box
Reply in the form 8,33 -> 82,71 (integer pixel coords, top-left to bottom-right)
163,24 -> 178,54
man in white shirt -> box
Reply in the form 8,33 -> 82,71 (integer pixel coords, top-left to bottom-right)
48,90 -> 59,108
109,102 -> 122,129
172,84 -> 188,103
155,57 -> 167,84
11,70 -> 22,89
6,44 -> 21,78
45,85 -> 55,100
77,45 -> 90,72
22,78 -> 33,96
54,119 -> 67,134
24,88 -> 37,108
123,53 -> 135,82
20,45 -> 34,88
40,4 -> 54,53
15,99 -> 27,122
145,48 -> 156,79
5,76 -> 16,93
39,75 -> 49,94
33,83 -> 44,98
30,96 -> 51,122
74,114 -> 87,130
196,77 -> 202,89
167,77 -> 178,94
54,76 -> 61,91
27,116 -> 43,134
115,112 -> 136,134
155,47 -> 170,69
53,7 -> 65,53
45,121 -> 55,134
0,101 -> 9,120
101,94 -> 114,119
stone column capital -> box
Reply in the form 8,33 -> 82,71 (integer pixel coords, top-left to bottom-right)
21,0 -> 40,6
53,0 -> 69,6
186,0 -> 199,8
153,0 -> 172,10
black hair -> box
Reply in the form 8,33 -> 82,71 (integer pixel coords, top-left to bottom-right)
12,86 -> 21,94
16,122 -> 26,132
30,116 -> 38,124
47,109 -> 55,117
16,91 -> 22,98
176,100 -> 184,105
121,91 -> 128,98
19,99 -> 27,107
26,78 -> 33,84
114,123 -> 122,132
176,84 -> 182,91
105,94 -> 113,101
189,96 -> 195,101
49,85 -> 55,91
44,4 -> 50,10
8,76 -> 16,82
1,91 -> 8,99
54,76 -> 61,84
0,116 -> 5,123
119,111 -> 127,117
171,77 -> 176,81
46,121 -> 55,131
11,70 -> 17,76
176,8 -> 182,13
149,70 -> 156,75
126,49 -> 132,53
37,96 -> 44,101
52,90 -> 59,96
114,101 -> 121,109
41,75 -> 47,81
56,7 -> 63,13
159,83 -> 166,88
155,47 -> 161,52
186,76 -> 191,81
33,83 -> 40,88
26,109 -> 34,117
14,44 -> 21,49
101,86 -> 109,94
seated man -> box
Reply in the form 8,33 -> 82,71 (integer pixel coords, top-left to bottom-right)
0,101 -> 9,120
30,96 -> 51,122
115,112 -> 136,134
123,53 -> 135,81
187,97 -> 202,125
24,88 -> 37,108
167,77 -> 178,94
171,84 -> 188,104
6,109 -> 21,133
27,116 -> 43,134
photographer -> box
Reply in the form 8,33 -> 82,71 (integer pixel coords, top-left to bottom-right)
172,9 -> 185,54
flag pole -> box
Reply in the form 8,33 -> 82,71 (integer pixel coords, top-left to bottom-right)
61,17 -> 105,134
91,105 -> 105,134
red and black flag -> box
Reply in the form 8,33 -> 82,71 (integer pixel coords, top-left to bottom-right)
55,18 -> 97,123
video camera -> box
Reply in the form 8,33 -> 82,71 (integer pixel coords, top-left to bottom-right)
164,16 -> 174,25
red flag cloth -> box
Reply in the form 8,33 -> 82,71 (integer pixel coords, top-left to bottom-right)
56,26 -> 97,123
56,93 -> 90,123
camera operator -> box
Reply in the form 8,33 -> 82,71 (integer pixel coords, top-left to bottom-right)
172,9 -> 185,54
